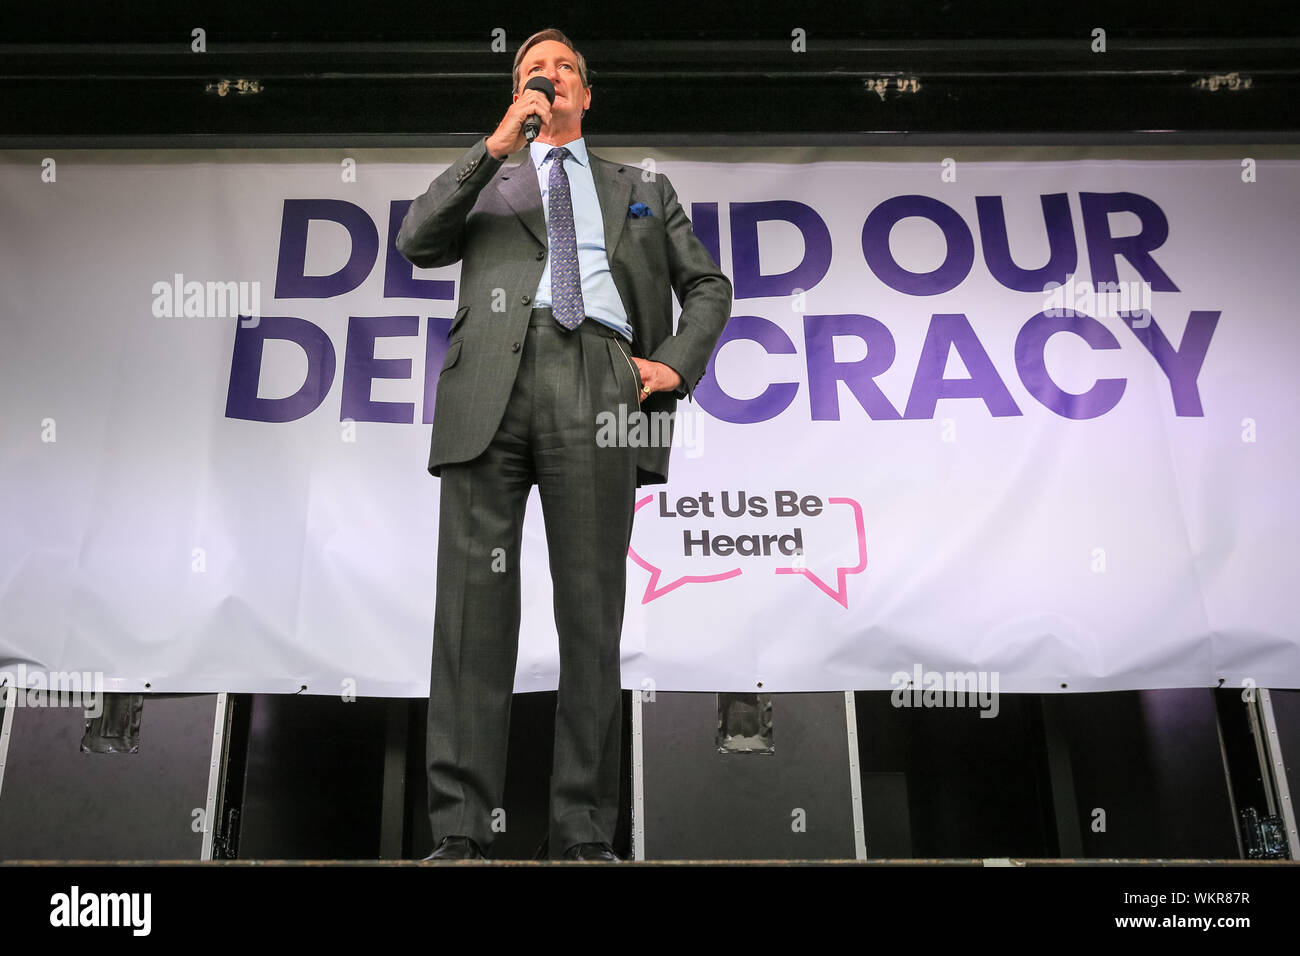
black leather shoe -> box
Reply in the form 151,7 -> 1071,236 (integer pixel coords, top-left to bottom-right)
563,842 -> 620,861
423,835 -> 486,860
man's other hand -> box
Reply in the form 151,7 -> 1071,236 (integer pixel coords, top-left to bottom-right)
631,358 -> 682,401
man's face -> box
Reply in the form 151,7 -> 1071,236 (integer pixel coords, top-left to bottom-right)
515,39 -> 591,126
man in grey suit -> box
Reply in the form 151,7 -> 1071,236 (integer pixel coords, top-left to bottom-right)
396,28 -> 732,861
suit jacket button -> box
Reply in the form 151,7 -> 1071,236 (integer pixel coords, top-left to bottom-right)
512,342 -> 521,352
536,250 -> 545,260
521,295 -> 531,304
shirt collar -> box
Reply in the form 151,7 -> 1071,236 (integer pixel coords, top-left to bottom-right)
530,137 -> 588,170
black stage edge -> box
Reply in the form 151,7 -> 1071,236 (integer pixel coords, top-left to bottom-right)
2,2 -> 1298,144
3,859 -> 1289,939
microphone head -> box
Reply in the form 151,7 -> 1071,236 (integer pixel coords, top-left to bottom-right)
523,75 -> 556,103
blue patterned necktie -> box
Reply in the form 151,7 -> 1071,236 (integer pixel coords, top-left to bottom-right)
545,146 -> 585,330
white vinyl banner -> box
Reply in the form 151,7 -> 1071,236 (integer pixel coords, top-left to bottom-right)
1,148 -> 1297,696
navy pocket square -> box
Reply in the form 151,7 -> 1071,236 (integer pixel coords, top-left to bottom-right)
627,202 -> 653,218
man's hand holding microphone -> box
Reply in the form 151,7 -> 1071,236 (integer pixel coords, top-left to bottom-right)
486,77 -> 554,160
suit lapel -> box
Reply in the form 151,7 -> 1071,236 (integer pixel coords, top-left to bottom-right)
590,152 -> 632,261
498,160 -> 546,248
498,148 -> 633,264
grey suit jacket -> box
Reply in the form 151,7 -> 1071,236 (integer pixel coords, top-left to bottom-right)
396,136 -> 733,486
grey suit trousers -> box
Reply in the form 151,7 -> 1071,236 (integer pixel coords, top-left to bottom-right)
427,308 -> 642,857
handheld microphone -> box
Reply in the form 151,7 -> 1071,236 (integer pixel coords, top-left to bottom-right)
522,76 -> 556,144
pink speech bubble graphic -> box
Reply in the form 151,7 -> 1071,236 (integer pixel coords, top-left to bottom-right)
627,493 -> 868,607
627,495 -> 742,603
773,496 -> 868,608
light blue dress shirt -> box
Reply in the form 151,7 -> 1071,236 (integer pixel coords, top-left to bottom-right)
529,138 -> 633,343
